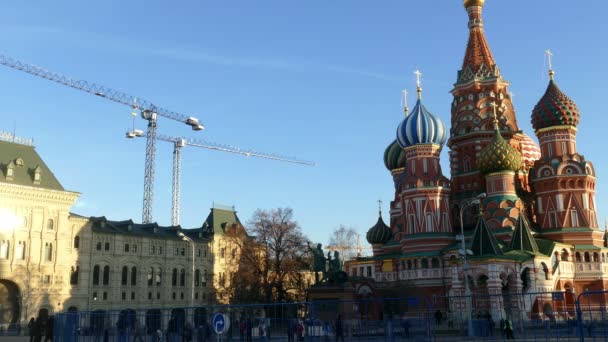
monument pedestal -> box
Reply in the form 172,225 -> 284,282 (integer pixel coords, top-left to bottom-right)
308,284 -> 355,321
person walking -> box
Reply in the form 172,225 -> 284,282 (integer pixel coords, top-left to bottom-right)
503,318 -> 514,340
334,315 -> 344,342
28,318 -> 36,342
44,316 -> 54,342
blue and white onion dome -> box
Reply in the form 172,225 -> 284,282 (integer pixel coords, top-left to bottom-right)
396,89 -> 447,148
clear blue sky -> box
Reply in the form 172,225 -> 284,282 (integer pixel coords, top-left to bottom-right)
1,1 -> 607,246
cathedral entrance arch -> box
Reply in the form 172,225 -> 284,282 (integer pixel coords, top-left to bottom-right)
0,280 -> 20,326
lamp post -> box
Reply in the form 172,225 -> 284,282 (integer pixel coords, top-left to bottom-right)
178,232 -> 196,308
458,193 -> 486,338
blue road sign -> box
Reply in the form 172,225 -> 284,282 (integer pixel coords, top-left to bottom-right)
213,313 -> 225,334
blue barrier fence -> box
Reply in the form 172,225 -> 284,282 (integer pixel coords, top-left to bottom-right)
50,291 -> 608,341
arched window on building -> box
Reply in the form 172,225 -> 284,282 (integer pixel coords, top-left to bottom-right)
73,236 -> 80,249
93,265 -> 100,285
561,249 -> 569,261
70,266 -> 79,285
421,259 -> 429,269
44,242 -> 52,261
575,252 -> 581,262
131,266 -> 137,286
180,269 -> 186,286
121,266 -> 128,285
103,266 -> 110,285
147,268 -> 154,286
593,253 -> 599,262
194,269 -> 200,287
584,252 -> 591,262
431,258 -> 440,268
156,268 -> 162,286
172,268 -> 178,286
16,241 -> 25,260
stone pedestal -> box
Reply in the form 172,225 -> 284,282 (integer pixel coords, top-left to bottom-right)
308,284 -> 355,321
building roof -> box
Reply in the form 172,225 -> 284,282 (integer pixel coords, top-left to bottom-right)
471,213 -> 503,256
396,98 -> 447,148
366,212 -> 392,245
0,140 -> 64,191
531,79 -> 580,131
509,214 -> 539,254
90,216 -> 211,241
201,206 -> 246,237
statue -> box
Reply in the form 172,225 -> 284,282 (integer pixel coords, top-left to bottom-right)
331,251 -> 342,272
308,242 -> 326,284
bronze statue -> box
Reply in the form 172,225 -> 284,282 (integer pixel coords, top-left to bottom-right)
308,242 -> 326,284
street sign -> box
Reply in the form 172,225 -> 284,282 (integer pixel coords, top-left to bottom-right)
213,313 -> 225,334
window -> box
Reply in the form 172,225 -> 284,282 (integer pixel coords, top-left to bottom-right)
104,242 -> 110,251
231,249 -> 237,259
132,244 -> 137,253
148,292 -> 152,300
195,269 -> 200,287
172,292 -> 176,300
220,248 -> 225,258
158,247 -> 162,255
174,248 -> 179,256
180,269 -> 186,286
561,142 -> 567,155
122,292 -> 126,300
46,219 -> 54,230
6,167 -> 13,177
180,292 -> 184,300
156,292 -> 160,300
219,273 -> 225,287
408,215 -> 416,234
156,268 -> 162,286
426,213 -> 433,232
172,268 -> 178,286
0,240 -> 10,259
549,212 -> 558,228
93,265 -> 100,285
93,292 -> 98,300
571,209 -> 579,227
367,266 -> 372,277
195,293 -> 199,300
131,266 -> 137,286
124,244 -> 130,253
147,268 -> 153,286
44,275 -> 51,284
203,270 -> 208,284
204,249 -> 207,258
16,241 -> 25,260
96,242 -> 102,251
103,292 -> 108,300
44,242 -> 52,261
151,245 -> 155,254
73,236 -> 80,249
121,266 -> 128,285
181,248 -> 185,256
197,249 -> 201,257
70,266 -> 79,285
548,143 -> 553,156
103,266 -> 110,285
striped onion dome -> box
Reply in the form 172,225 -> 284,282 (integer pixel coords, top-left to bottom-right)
531,80 -> 580,131
519,133 -> 541,166
366,213 -> 392,245
396,99 -> 447,148
383,140 -> 407,171
478,125 -> 522,174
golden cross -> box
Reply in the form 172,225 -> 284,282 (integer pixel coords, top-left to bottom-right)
414,70 -> 422,88
378,199 -> 383,215
401,88 -> 409,114
545,49 -> 554,70
490,102 -> 499,129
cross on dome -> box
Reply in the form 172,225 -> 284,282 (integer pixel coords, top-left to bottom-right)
378,199 -> 383,217
414,70 -> 423,99
401,88 -> 409,116
490,102 -> 499,130
545,49 -> 555,80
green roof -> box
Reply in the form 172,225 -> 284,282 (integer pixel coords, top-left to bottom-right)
541,227 -> 595,234
201,206 -> 246,236
510,214 -> 539,254
0,140 -> 64,191
574,245 -> 602,250
401,232 -> 453,240
535,238 -> 557,256
471,214 -> 503,256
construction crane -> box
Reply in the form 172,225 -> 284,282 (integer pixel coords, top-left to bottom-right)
0,54 -> 204,224
327,234 -> 373,259
126,130 -> 315,226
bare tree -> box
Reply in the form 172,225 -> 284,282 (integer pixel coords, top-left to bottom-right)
328,225 -> 359,261
224,208 -> 311,304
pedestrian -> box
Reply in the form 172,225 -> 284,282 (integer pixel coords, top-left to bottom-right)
434,310 -> 443,325
184,322 -> 193,342
44,316 -> 54,342
132,319 -> 144,342
28,318 -> 36,342
258,320 -> 266,342
334,315 -> 344,342
402,318 -> 410,339
503,318 -> 514,340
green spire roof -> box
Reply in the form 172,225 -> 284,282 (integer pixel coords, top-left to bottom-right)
509,214 -> 539,254
471,213 -> 503,256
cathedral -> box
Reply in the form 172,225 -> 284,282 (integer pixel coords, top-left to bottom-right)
348,0 -> 608,320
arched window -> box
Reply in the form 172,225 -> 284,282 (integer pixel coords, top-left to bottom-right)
44,242 -> 52,261
431,258 -> 440,268
172,268 -> 178,286
203,270 -> 208,284
121,266 -> 128,285
156,268 -> 162,286
73,236 -> 80,249
147,268 -> 154,286
584,252 -> 591,262
561,249 -> 569,261
70,266 -> 79,285
131,266 -> 137,286
407,260 -> 412,270
93,265 -> 100,285
195,269 -> 200,287
575,252 -> 581,262
103,266 -> 110,285
593,253 -> 599,262
124,244 -> 130,253
46,219 -> 54,230
180,269 -> 186,286
421,259 -> 429,269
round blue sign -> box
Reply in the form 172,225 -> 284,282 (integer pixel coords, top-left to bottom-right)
213,313 -> 225,334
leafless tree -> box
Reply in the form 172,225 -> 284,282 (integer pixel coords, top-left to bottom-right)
328,225 -> 359,261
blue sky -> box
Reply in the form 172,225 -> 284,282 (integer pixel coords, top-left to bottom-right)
1,1 -> 607,246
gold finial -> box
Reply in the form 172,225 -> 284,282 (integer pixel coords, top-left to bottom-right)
414,70 -> 422,100
490,102 -> 499,131
464,0 -> 485,8
401,89 -> 409,116
545,49 -> 555,80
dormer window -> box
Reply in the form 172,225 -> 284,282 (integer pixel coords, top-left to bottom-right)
33,166 -> 42,185
15,158 -> 23,166
5,161 -> 15,180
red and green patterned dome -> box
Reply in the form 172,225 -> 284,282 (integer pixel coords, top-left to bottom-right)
531,80 -> 580,131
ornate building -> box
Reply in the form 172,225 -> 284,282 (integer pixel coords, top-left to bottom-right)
348,0 -> 608,320
0,132 -> 247,328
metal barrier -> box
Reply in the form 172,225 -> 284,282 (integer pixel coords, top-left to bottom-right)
52,291 -> 608,341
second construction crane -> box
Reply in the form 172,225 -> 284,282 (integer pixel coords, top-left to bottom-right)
126,130 -> 315,226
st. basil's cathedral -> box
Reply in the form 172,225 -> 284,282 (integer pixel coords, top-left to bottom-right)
346,0 -> 607,319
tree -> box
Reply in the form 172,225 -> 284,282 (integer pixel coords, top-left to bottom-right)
328,225 -> 359,261
224,207 -> 311,304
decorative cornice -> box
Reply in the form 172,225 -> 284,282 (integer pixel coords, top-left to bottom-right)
0,182 -> 79,205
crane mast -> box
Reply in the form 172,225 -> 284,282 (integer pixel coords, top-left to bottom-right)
0,54 -> 204,224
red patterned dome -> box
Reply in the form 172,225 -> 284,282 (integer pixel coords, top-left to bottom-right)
518,133 -> 541,166
531,80 -> 580,131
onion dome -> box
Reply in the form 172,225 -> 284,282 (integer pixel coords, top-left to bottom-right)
396,99 -> 447,148
531,79 -> 580,131
366,210 -> 392,245
383,140 -> 407,171
478,121 -> 522,174
519,133 -> 541,166
463,0 -> 485,8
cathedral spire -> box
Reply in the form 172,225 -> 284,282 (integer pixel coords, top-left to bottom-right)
509,212 -> 539,254
545,49 -> 555,80
460,0 -> 497,79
